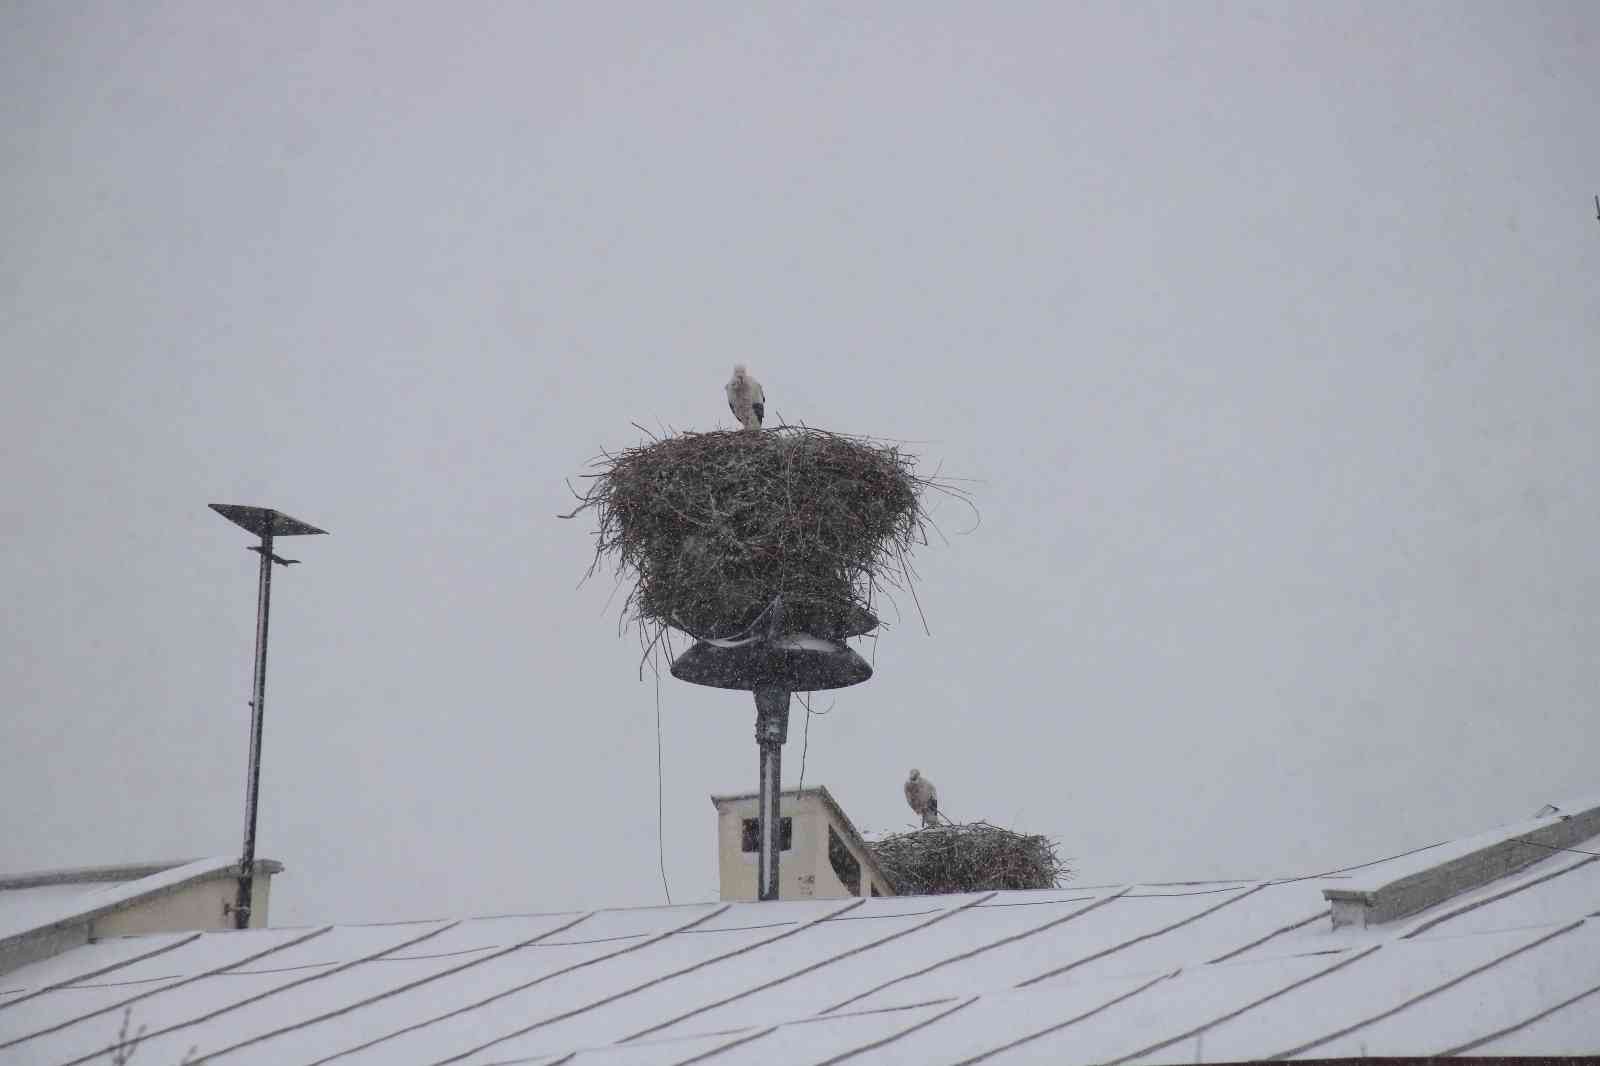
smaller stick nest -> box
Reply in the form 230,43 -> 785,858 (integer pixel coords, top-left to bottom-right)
867,822 -> 1070,895
567,427 -> 933,641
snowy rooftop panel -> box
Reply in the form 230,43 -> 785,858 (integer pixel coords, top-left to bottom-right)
0,858 -> 286,978
1322,794 -> 1600,927
0,861 -> 201,943
1,804 -> 1597,1064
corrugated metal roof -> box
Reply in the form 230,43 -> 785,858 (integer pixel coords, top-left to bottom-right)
1,816 -> 1597,1064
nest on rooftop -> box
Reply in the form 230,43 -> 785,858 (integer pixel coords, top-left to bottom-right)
565,426 -> 955,646
867,821 -> 1070,895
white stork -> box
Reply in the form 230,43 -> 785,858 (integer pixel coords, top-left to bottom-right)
726,364 -> 765,429
904,769 -> 939,827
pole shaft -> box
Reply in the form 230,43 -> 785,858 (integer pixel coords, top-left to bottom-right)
236,528 -> 274,928
754,688 -> 790,902
758,740 -> 780,899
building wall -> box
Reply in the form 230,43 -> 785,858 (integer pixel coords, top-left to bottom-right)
91,874 -> 271,938
0,867 -> 277,975
717,796 -> 816,901
814,822 -> 891,899
715,794 -> 891,901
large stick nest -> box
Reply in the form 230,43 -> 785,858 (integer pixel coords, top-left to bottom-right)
566,426 -> 956,644
867,822 -> 1071,895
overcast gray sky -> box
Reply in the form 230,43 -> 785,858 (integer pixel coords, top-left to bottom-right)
4,2 -> 1598,926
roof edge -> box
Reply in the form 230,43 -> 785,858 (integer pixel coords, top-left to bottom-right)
1323,797 -> 1600,926
0,857 -> 285,954
1,859 -> 199,890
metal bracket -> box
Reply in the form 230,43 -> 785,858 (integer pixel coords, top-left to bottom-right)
247,545 -> 301,567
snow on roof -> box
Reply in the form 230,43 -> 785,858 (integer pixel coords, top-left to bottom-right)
2,810 -> 1598,1064
0,861 -> 208,935
1322,793 -> 1600,927
0,858 -> 286,975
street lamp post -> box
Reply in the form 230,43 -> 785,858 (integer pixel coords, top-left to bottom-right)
210,504 -> 326,929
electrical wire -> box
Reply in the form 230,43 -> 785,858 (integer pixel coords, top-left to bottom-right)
796,694 -> 837,792
797,694 -> 813,791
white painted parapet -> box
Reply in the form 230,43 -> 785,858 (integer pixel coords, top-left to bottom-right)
0,857 -> 282,975
1324,796 -> 1600,928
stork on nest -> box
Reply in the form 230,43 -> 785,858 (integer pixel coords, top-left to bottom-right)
905,769 -> 939,827
725,364 -> 765,429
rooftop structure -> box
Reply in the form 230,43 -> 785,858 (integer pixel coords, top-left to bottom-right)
711,786 -> 894,901
0,858 -> 281,977
0,797 -> 1596,1063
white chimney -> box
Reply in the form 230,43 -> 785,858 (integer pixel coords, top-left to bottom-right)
711,785 -> 894,901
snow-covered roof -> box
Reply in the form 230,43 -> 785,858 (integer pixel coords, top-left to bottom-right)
2,806 -> 1597,1065
0,858 -> 284,976
1322,792 -> 1600,927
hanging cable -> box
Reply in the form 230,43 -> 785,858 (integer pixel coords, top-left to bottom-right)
798,694 -> 813,791
796,694 -> 836,792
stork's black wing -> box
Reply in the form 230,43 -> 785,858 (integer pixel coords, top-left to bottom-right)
752,401 -> 764,425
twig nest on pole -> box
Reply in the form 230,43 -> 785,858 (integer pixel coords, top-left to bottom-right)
867,822 -> 1070,895
568,427 -> 936,641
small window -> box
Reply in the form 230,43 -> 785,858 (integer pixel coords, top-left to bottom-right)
828,827 -> 862,895
741,817 -> 792,853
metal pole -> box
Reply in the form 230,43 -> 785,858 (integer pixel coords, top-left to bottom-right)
235,527 -> 274,929
754,687 -> 790,901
